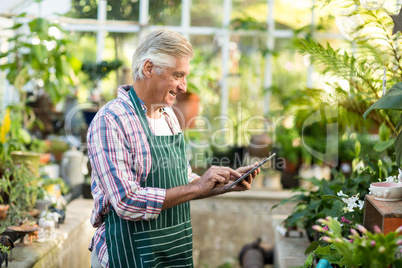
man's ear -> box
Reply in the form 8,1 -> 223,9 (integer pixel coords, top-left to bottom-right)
143,60 -> 153,78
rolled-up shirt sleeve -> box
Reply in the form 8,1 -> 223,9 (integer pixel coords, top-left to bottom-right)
88,113 -> 166,222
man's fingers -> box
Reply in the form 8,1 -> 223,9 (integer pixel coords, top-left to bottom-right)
213,166 -> 242,179
213,174 -> 228,186
223,166 -> 242,178
237,163 -> 258,174
240,180 -> 252,190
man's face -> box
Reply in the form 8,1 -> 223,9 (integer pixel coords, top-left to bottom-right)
149,57 -> 190,108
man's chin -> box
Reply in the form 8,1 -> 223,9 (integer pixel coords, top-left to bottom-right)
164,100 -> 175,107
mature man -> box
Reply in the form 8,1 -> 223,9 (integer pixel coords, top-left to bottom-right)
88,27 -> 260,268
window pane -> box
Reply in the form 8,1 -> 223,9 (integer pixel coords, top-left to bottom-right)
191,0 -> 224,27
149,0 -> 182,25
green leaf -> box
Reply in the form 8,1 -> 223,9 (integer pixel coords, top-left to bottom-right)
314,245 -> 333,255
286,211 -> 315,226
19,129 -> 32,145
272,194 -> 307,210
393,259 -> 402,267
340,211 -> 363,224
363,82 -> 402,119
322,195 -> 344,202
0,63 -> 14,70
379,123 -> 390,141
16,12 -> 27,18
60,56 -> 70,76
29,18 -> 50,39
373,139 -> 394,152
304,252 -> 314,267
68,56 -> 82,74
8,22 -> 24,30
305,241 -> 319,255
13,66 -> 29,90
328,218 -> 342,236
307,199 -> 322,211
321,201 -> 344,218
316,254 -> 342,265
395,130 -> 402,168
354,140 -> 361,156
322,180 -> 334,195
32,44 -> 46,65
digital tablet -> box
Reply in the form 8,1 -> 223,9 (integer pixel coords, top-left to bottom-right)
224,153 -> 276,190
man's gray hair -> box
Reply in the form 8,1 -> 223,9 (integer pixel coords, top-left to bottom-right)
132,27 -> 194,81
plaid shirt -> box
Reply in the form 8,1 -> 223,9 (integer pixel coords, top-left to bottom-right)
87,85 -> 198,268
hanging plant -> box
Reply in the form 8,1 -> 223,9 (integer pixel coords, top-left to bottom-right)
81,60 -> 123,90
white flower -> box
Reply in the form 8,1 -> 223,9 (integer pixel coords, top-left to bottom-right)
385,175 -> 397,183
341,193 -> 364,212
337,190 -> 348,197
355,161 -> 365,174
357,200 -> 364,210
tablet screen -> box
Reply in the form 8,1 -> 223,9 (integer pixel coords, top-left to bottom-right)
224,153 -> 276,190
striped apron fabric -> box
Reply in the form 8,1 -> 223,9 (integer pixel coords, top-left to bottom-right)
105,87 -> 193,268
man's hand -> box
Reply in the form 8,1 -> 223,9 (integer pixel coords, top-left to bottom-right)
227,163 -> 261,191
193,165 -> 242,198
163,165 -> 241,210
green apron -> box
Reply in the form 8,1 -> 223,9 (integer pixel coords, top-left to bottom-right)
105,87 -> 193,268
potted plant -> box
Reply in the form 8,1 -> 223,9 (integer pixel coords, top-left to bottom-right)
274,122 -> 302,188
305,217 -> 402,268
0,160 -> 43,223
0,105 -> 44,179
272,135 -> 385,242
0,15 -> 81,174
0,107 -> 30,163
45,139 -> 70,162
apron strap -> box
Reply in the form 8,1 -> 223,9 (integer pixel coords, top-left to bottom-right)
128,86 -> 154,138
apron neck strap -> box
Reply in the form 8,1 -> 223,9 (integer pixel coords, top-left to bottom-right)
128,86 -> 153,137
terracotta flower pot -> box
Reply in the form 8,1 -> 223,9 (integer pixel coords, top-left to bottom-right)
173,92 -> 200,129
0,204 -> 9,220
39,153 -> 52,164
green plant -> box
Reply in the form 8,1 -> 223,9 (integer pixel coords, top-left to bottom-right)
291,0 -> 402,166
0,13 -> 80,165
38,177 -> 70,198
273,176 -> 346,240
274,123 -> 302,165
304,217 -> 402,268
273,133 -> 397,240
0,226 -> 5,235
363,83 -> 402,168
0,245 -> 10,255
0,160 -> 42,222
0,14 -> 81,105
29,138 -> 48,153
0,106 -> 32,163
81,60 -> 123,91
45,139 -> 70,155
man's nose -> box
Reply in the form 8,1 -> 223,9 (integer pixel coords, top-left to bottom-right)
178,79 -> 187,93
